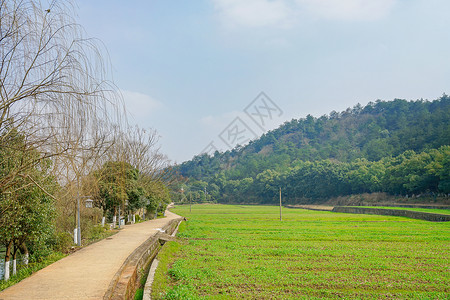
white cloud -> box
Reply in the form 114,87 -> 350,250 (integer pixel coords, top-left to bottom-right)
297,0 -> 396,21
212,0 -> 396,29
121,90 -> 162,122
212,0 -> 296,29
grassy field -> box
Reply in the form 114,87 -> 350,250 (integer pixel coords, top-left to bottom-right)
354,206 -> 450,215
154,204 -> 450,299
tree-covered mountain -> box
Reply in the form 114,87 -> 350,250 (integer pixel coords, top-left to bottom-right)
175,96 -> 450,204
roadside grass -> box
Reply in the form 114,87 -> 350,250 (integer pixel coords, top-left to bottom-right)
84,227 -> 118,248
134,288 -> 144,300
157,204 -> 449,299
152,222 -> 199,299
353,206 -> 450,215
0,252 -> 66,291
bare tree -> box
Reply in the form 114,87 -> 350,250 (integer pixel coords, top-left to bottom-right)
0,0 -> 126,279
121,125 -> 176,219
0,0 -> 124,194
48,103 -> 122,245
122,125 -> 174,183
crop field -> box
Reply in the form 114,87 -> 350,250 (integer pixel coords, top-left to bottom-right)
155,204 -> 450,299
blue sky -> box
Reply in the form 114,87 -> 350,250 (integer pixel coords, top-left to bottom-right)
76,0 -> 450,163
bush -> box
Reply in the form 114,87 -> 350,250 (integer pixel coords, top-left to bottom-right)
49,231 -> 73,253
135,214 -> 141,223
88,225 -> 106,240
28,239 -> 53,263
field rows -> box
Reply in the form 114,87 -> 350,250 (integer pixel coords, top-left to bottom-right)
154,205 -> 450,299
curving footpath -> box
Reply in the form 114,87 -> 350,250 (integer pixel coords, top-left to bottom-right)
0,210 -> 182,300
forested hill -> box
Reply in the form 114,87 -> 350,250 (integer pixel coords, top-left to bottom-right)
175,96 -> 450,204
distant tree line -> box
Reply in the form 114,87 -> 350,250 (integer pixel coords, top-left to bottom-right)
214,146 -> 450,203
176,97 -> 450,204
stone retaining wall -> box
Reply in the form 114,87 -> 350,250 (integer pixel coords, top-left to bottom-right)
371,204 -> 450,209
332,206 -> 450,222
284,205 -> 334,211
103,217 -> 183,300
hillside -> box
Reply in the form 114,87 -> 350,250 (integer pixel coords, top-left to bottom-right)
175,96 -> 450,204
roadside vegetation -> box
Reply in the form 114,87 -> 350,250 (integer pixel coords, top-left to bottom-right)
152,228 -> 185,299
0,0 -> 174,283
155,204 -> 449,299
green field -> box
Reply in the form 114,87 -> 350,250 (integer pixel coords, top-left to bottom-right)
154,204 -> 450,299
354,206 -> 450,215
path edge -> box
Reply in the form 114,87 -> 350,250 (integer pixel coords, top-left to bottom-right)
103,216 -> 183,300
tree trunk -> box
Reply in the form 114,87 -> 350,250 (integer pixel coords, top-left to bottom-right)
113,206 -> 117,228
19,242 -> 29,266
12,244 -> 18,275
4,240 -> 13,281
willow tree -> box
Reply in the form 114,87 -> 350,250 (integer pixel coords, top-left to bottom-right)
0,0 -> 124,194
1,0 -> 124,279
117,126 -> 175,218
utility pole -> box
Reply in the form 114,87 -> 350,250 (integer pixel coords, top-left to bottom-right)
190,193 -> 192,213
118,204 -> 121,228
204,187 -> 207,202
77,188 -> 81,246
279,187 -> 282,221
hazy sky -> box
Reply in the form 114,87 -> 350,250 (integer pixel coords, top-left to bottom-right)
76,0 -> 450,163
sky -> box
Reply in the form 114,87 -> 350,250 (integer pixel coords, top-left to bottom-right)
76,0 -> 450,163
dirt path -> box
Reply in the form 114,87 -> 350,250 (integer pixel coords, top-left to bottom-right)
0,210 -> 181,300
